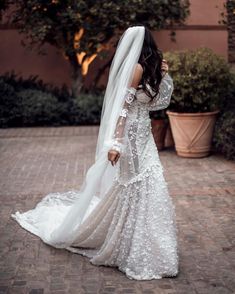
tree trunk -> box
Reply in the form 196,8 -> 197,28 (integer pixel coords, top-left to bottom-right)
71,66 -> 83,97
68,53 -> 83,97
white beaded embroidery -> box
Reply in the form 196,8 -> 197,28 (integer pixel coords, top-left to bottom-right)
68,74 -> 178,280
12,74 -> 178,281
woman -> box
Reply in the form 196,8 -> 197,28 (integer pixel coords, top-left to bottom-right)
11,26 -> 178,280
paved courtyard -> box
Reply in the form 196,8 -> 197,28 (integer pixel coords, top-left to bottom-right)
0,126 -> 234,294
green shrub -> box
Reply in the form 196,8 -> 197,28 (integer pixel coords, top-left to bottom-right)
213,74 -> 235,160
164,48 -> 234,113
0,79 -> 22,127
214,111 -> 235,160
0,72 -> 103,127
69,94 -> 103,125
18,89 -> 64,126
1,71 -> 71,100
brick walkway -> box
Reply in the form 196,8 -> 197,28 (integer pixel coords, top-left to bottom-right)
0,126 -> 235,294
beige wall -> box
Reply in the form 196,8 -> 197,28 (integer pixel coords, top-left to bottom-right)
153,0 -> 227,59
187,0 -> 225,25
0,30 -> 72,87
0,0 -> 227,88
154,29 -> 227,58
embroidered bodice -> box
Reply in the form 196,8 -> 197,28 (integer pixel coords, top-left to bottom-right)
110,73 -> 174,155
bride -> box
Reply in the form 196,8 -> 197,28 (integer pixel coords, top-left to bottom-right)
11,25 -> 179,280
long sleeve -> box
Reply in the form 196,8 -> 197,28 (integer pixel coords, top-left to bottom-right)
148,73 -> 174,111
109,87 -> 136,153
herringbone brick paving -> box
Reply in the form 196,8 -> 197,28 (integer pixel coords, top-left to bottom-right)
0,126 -> 234,294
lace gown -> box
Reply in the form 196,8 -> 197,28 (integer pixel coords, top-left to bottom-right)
66,73 -> 178,278
11,73 -> 179,280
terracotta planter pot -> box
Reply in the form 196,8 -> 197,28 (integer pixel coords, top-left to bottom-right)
164,124 -> 175,148
151,118 -> 168,151
166,110 -> 219,158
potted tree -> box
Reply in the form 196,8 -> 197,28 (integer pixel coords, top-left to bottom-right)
165,48 -> 234,158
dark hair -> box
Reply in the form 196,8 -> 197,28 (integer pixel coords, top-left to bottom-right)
138,27 -> 163,100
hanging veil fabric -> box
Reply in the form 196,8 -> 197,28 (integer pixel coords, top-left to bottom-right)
11,26 -> 145,249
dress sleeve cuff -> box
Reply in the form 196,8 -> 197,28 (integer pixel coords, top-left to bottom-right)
110,140 -> 123,153
104,139 -> 124,153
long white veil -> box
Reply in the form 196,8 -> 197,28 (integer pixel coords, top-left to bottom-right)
11,26 -> 145,249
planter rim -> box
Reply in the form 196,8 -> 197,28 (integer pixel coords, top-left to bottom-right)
166,110 -> 219,117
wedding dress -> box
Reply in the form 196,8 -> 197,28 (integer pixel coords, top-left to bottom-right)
11,73 -> 179,280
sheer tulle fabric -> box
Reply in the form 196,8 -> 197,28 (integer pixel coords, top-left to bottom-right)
10,26 -> 145,248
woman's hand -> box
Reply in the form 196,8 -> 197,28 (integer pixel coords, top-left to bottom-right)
161,59 -> 169,75
108,149 -> 120,166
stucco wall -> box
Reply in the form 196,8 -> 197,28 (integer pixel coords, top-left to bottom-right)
0,0 -> 227,88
